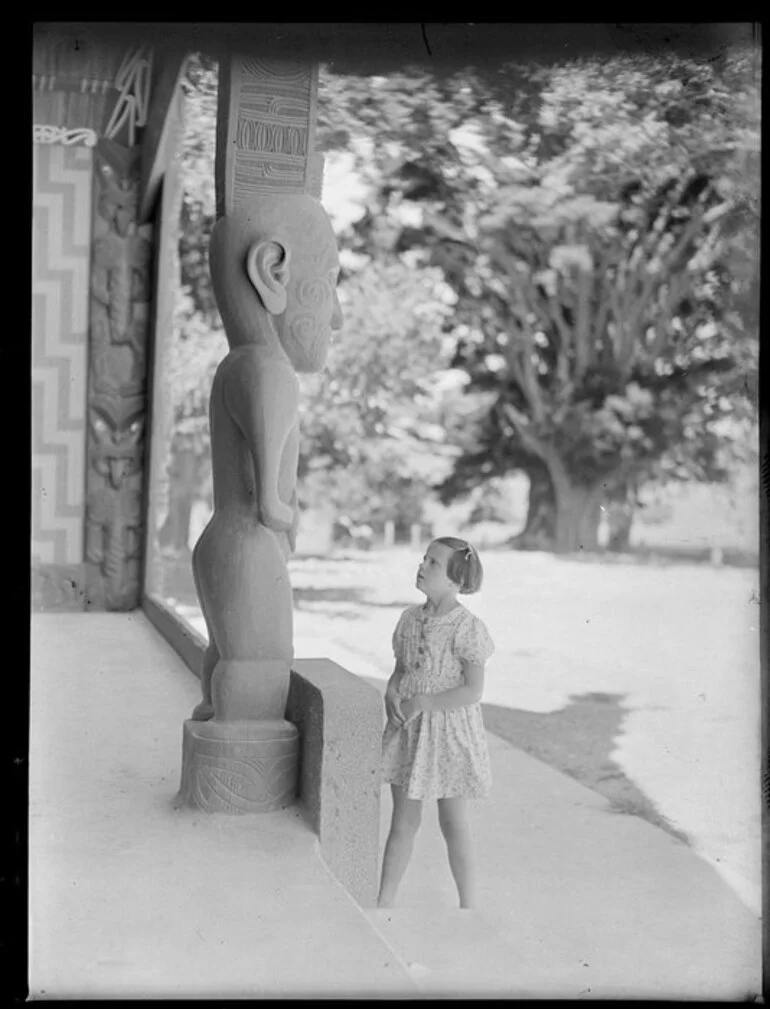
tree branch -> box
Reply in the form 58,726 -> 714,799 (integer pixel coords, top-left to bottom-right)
616,257 -> 659,374
593,245 -> 617,351
573,266 -> 594,383
655,201 -> 713,279
505,294 -> 547,425
647,272 -> 691,359
502,401 -> 553,463
607,284 -> 626,362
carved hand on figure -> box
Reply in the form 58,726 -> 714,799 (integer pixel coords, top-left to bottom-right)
288,490 -> 300,553
259,496 -> 295,534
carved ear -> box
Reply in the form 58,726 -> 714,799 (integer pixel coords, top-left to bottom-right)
246,240 -> 291,315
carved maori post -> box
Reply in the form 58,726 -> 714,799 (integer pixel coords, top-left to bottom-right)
82,44 -> 155,610
84,139 -> 153,609
176,56 -> 342,814
32,33 -> 154,611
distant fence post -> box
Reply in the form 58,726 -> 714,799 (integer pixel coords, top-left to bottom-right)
384,520 -> 395,548
410,523 -> 421,549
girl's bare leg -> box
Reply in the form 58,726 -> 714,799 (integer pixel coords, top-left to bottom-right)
377,785 -> 423,908
438,797 -> 477,908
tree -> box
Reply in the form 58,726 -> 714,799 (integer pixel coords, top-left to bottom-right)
178,52 -> 218,322
159,293 -> 227,551
298,258 -> 457,534
158,53 -> 223,552
317,47 -> 760,552
448,170 -> 756,552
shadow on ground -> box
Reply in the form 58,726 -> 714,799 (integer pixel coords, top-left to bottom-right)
156,551 -> 412,613
293,586 -> 413,610
363,674 -> 686,844
481,691 -> 690,844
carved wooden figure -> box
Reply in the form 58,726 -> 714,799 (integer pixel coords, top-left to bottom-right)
85,138 -> 152,609
177,54 -> 338,814
85,395 -> 144,609
178,194 -> 342,814
193,194 -> 341,718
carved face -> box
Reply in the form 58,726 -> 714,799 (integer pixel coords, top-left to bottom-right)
95,142 -> 140,238
275,214 -> 343,373
89,402 -> 144,489
209,198 -> 344,368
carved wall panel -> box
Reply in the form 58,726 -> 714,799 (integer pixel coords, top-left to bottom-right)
32,143 -> 93,608
84,139 -> 153,610
33,31 -> 151,145
32,31 -> 159,611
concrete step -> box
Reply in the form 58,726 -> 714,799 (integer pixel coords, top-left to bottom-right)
365,734 -> 761,999
363,899 -> 760,1000
30,613 -> 419,1000
365,908 -> 531,997
30,613 -> 761,1000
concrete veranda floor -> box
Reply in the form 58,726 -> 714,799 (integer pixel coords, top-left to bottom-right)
29,613 -> 762,1000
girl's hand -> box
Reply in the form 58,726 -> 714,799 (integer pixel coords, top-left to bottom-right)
385,689 -> 403,725
399,696 -> 423,725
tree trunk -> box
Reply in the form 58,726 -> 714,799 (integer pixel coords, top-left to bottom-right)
159,492 -> 193,553
158,448 -> 198,552
511,458 -> 556,549
552,476 -> 604,554
606,500 -> 635,552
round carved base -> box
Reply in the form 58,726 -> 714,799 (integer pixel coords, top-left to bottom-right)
177,718 -> 299,814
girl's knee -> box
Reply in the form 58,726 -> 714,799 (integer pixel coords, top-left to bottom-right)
438,799 -> 470,837
392,800 -> 422,835
394,808 -> 422,835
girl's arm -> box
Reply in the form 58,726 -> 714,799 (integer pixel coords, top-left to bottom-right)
384,660 -> 406,725
386,659 -> 405,696
410,661 -> 485,715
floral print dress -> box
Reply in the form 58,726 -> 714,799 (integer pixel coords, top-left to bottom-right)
381,603 -> 495,800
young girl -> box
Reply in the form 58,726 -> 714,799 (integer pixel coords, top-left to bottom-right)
378,536 -> 494,909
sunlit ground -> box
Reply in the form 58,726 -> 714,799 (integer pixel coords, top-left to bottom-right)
164,546 -> 761,916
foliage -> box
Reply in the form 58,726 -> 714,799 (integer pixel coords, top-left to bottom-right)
157,54 -> 221,490
178,52 -> 219,325
317,47 -> 760,549
166,48 -> 759,553
298,258 -> 457,528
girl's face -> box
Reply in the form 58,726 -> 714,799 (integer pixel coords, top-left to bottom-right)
416,541 -> 458,599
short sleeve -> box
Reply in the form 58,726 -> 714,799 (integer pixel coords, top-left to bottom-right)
454,614 -> 495,666
392,608 -> 410,662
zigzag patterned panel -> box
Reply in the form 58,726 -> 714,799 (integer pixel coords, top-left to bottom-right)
32,143 -> 93,564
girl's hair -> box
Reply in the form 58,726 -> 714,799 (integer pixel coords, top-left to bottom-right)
433,537 -> 484,595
